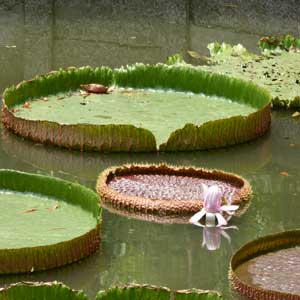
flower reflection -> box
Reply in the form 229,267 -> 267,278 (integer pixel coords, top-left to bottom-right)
193,221 -> 238,251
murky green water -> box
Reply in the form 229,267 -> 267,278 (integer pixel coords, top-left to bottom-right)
1,4 -> 300,299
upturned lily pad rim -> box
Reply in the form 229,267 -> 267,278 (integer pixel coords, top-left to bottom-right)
0,169 -> 101,274
0,281 -> 88,300
0,282 -> 222,300
2,64 -> 271,152
101,195 -> 251,225
96,284 -> 222,300
230,229 -> 300,300
96,164 -> 252,217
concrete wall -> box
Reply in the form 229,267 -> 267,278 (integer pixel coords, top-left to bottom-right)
0,0 -> 299,91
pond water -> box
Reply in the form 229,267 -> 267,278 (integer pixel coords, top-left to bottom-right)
0,5 -> 300,300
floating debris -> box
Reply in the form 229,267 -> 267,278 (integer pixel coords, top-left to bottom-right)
80,83 -> 109,94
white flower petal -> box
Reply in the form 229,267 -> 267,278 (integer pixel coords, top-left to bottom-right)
189,208 -> 206,223
215,213 -> 228,226
220,205 -> 239,212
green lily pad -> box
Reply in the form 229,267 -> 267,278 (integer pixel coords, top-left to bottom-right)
194,42 -> 300,109
0,170 -> 101,274
96,285 -> 222,300
0,283 -> 221,300
0,282 -> 88,300
12,89 -> 256,147
2,64 -> 271,152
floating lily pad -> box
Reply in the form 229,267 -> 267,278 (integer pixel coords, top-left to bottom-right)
0,170 -> 101,274
2,64 -> 271,152
0,282 -> 88,300
230,230 -> 300,300
196,43 -> 300,109
0,283 -> 221,300
96,285 -> 221,300
96,164 -> 251,220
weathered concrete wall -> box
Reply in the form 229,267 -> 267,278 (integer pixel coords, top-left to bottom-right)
190,0 -> 300,55
0,0 -> 24,89
191,0 -> 300,36
0,0 -> 299,91
53,0 -> 187,68
24,0 -> 53,78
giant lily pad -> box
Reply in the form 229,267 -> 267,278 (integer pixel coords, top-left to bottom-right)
0,282 -> 221,300
97,164 -> 251,222
195,41 -> 300,109
0,282 -> 88,300
2,64 -> 271,152
0,170 -> 101,274
96,285 -> 222,300
230,230 -> 300,300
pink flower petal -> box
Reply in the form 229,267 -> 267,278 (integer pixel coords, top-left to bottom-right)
189,208 -> 206,223
215,213 -> 228,226
204,185 -> 222,213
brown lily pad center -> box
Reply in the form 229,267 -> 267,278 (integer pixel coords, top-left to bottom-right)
230,230 -> 300,300
97,164 -> 252,216
235,247 -> 300,295
109,175 -> 238,201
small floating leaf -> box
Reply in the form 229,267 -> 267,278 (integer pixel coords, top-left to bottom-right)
187,50 -> 201,59
49,227 -> 66,231
48,203 -> 60,211
20,208 -> 38,213
22,102 -> 31,109
80,83 -> 108,94
279,171 -> 289,176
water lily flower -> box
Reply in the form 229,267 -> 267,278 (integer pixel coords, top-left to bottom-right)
189,183 -> 239,226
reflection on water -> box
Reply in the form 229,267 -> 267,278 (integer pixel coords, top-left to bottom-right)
0,112 -> 299,300
192,222 -> 239,251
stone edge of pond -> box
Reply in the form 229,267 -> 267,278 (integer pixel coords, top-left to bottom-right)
229,229 -> 300,300
0,169 -> 101,275
96,163 -> 252,218
96,284 -> 222,300
2,64 -> 271,152
0,281 -> 89,300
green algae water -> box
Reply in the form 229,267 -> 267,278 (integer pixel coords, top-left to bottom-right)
0,191 -> 96,248
13,89 -> 256,145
